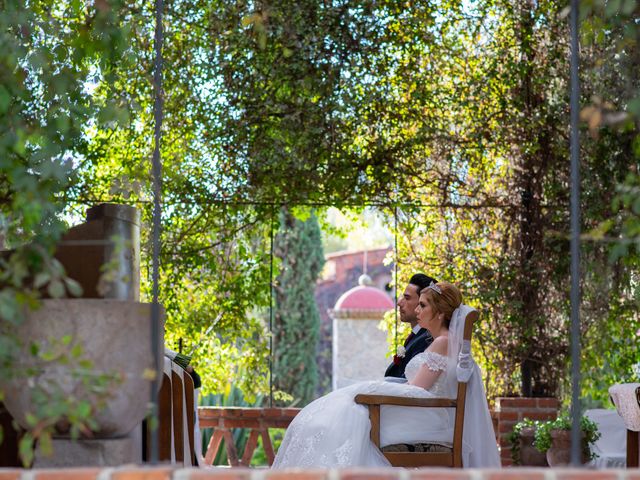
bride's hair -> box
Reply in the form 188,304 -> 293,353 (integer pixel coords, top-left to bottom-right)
423,282 -> 462,328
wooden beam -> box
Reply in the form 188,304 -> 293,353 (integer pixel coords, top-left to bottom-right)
241,429 -> 261,466
204,429 -> 224,465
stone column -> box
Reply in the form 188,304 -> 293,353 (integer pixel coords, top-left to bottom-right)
330,309 -> 389,390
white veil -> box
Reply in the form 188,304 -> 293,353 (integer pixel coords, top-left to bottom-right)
447,305 -> 501,468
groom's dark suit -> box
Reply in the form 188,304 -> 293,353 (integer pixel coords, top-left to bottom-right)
384,328 -> 433,378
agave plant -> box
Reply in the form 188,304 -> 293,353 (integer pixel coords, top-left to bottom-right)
199,383 -> 264,465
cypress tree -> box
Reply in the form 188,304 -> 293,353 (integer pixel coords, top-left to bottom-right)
273,209 -> 325,406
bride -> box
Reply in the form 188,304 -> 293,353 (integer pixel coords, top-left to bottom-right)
273,282 -> 500,468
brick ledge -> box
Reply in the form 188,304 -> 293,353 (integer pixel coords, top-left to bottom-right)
0,466 -> 634,480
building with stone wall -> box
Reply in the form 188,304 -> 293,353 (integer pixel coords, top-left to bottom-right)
329,275 -> 394,389
314,248 -> 392,394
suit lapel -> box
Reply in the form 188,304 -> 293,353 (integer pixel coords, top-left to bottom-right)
405,328 -> 429,352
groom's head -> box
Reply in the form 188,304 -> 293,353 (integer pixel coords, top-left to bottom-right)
398,273 -> 438,326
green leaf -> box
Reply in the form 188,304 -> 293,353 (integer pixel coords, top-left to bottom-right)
70,344 -> 83,359
0,86 -> 10,114
77,401 -> 92,418
39,431 -> 53,456
78,359 -> 93,369
605,0 -> 622,17
628,97 -> 640,118
40,349 -> 58,362
19,434 -> 34,467
64,277 -> 83,297
609,242 -> 629,262
622,0 -> 636,15
25,413 -> 38,427
34,272 -> 50,289
47,280 -> 65,299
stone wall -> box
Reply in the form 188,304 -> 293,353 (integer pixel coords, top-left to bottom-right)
332,314 -> 389,390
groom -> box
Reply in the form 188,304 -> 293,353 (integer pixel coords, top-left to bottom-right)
384,273 -> 438,379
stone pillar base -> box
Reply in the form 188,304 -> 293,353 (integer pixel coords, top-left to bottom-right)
34,434 -> 140,467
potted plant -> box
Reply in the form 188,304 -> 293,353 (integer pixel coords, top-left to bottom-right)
509,418 -> 548,466
533,414 -> 600,466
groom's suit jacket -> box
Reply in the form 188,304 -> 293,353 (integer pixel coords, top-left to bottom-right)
384,328 -> 433,378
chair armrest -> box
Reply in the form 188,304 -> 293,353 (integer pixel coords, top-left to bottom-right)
354,394 -> 457,408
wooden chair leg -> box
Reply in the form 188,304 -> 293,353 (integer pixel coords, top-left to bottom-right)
628,430 -> 639,468
369,404 -> 380,446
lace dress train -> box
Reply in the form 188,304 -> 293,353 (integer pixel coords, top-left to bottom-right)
273,352 -> 454,468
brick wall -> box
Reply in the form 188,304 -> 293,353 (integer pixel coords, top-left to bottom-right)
0,466 -> 634,480
495,397 -> 560,466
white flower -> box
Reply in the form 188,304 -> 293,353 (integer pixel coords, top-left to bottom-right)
632,361 -> 640,380
397,345 -> 406,358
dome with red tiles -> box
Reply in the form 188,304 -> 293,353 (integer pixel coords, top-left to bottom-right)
333,275 -> 394,311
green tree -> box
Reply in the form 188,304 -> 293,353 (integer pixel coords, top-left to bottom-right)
576,0 -> 640,404
273,209 -> 325,406
34,0 -> 637,407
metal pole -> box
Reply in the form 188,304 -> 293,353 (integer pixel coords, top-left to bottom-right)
150,0 -> 164,464
569,0 -> 582,467
394,206 -> 398,348
269,205 -> 275,408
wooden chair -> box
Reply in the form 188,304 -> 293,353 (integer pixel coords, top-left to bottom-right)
144,358 -> 197,465
355,308 -> 478,468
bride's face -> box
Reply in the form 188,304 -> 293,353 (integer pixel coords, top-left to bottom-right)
415,292 -> 440,333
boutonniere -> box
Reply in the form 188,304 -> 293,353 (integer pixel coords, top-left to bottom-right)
393,345 -> 407,365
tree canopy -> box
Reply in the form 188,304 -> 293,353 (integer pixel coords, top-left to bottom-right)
0,0 -> 638,415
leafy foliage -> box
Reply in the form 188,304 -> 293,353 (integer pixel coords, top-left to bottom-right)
2,3 -> 639,451
577,0 -> 640,405
273,209 -> 325,406
0,0 -> 132,464
508,418 -> 541,466
533,414 -> 601,460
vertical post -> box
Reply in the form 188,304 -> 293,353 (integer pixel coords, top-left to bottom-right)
269,204 -> 275,407
150,0 -> 164,464
569,0 -> 582,467
393,206 -> 399,347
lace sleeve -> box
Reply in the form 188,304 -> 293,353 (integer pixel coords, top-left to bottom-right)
404,351 -> 448,383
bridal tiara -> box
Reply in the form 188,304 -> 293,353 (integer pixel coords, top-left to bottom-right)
427,282 -> 442,295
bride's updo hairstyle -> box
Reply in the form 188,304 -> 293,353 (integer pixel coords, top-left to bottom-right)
422,282 -> 462,329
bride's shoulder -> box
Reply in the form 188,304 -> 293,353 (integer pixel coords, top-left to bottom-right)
425,335 -> 448,356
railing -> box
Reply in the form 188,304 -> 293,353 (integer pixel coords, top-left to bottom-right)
198,407 -> 300,466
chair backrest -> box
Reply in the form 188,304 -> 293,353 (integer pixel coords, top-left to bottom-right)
451,308 -> 479,467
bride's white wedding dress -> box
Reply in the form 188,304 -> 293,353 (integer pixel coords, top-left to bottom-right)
273,305 -> 500,469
